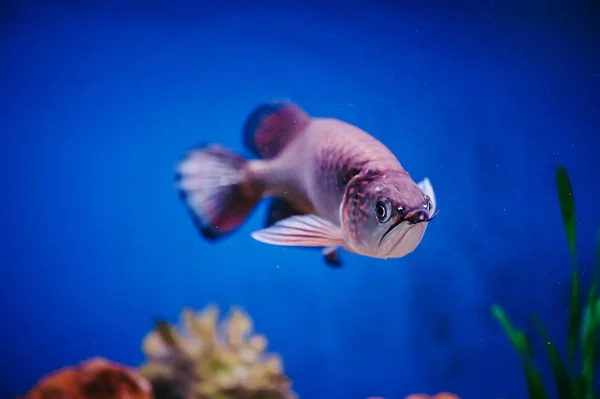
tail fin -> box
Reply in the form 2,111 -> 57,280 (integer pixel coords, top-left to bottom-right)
175,144 -> 261,240
242,101 -> 311,159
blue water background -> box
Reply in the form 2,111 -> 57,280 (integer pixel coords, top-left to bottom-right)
1,1 -> 599,398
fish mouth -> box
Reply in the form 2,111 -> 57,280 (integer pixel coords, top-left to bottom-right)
378,207 -> 438,252
384,222 -> 425,258
380,207 -> 436,244
385,225 -> 413,257
380,216 -> 404,245
404,208 -> 439,225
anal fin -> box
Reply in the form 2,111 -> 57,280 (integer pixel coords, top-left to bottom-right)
322,246 -> 343,268
265,198 -> 304,228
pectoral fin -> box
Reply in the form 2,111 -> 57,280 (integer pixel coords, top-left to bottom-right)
251,214 -> 345,248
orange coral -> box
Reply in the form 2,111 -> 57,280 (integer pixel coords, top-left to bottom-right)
404,393 -> 460,399
22,357 -> 152,399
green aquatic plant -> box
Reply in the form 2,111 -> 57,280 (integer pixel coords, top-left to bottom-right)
139,305 -> 297,399
491,166 -> 600,399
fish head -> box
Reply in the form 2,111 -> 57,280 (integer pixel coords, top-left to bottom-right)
340,170 -> 437,259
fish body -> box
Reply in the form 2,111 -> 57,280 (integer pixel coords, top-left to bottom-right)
176,101 -> 437,267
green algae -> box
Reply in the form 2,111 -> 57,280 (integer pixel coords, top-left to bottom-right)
492,166 -> 600,399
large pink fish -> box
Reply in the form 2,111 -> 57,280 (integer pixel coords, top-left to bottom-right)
175,101 -> 438,267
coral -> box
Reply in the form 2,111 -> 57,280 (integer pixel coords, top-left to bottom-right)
404,394 -> 460,399
139,304 -> 296,399
19,304 -> 464,399
21,357 -> 152,399
491,165 -> 600,399
366,394 -> 460,399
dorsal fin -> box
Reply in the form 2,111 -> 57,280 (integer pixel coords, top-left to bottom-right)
242,101 -> 311,159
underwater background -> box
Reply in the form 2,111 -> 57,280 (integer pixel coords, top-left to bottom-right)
1,0 -> 599,398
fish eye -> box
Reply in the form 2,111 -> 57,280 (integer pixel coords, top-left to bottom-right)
375,198 -> 393,223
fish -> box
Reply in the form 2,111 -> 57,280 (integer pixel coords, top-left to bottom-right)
175,101 -> 438,267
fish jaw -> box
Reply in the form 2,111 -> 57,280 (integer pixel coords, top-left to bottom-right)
380,177 -> 436,259
345,219 -> 426,260
381,222 -> 427,259
379,178 -> 435,259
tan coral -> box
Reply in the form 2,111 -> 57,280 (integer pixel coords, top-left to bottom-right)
139,305 -> 296,399
22,357 -> 152,399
